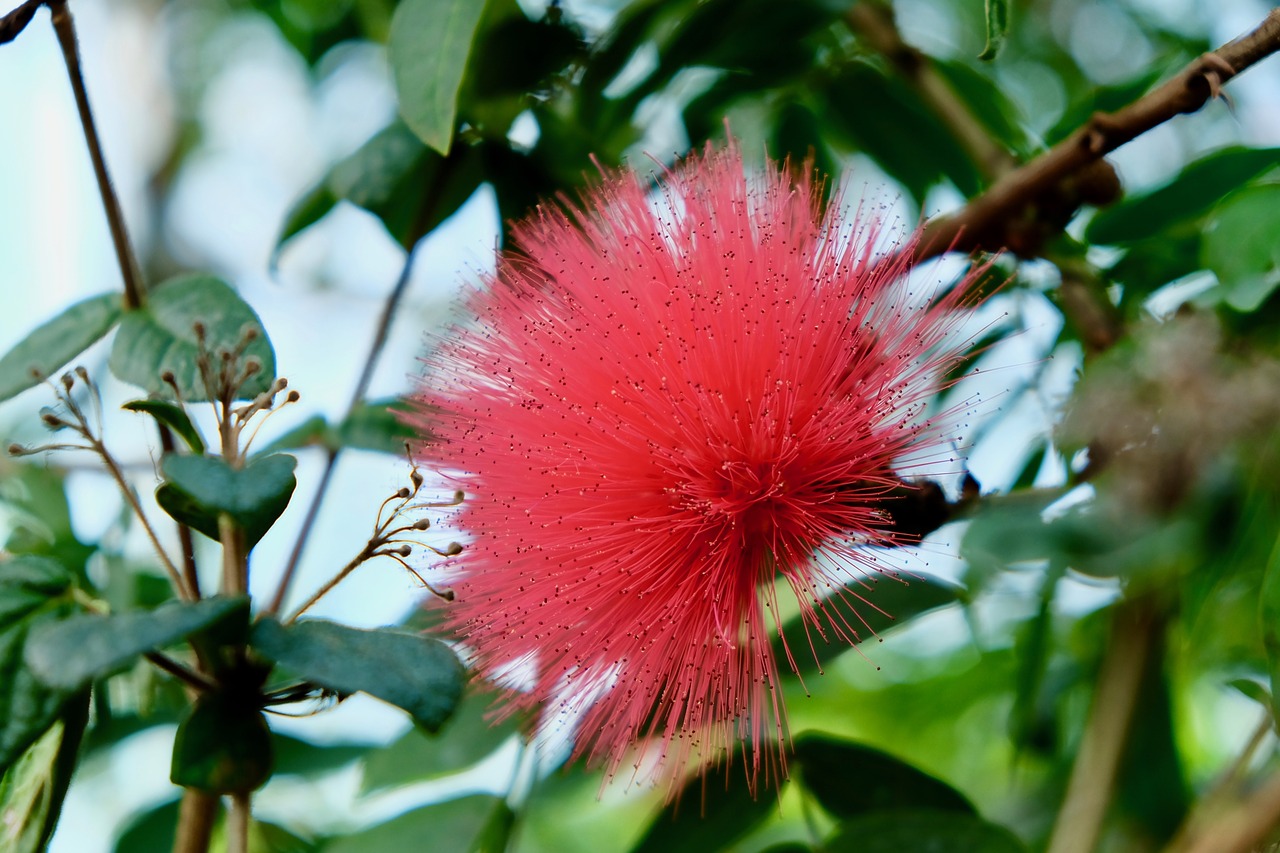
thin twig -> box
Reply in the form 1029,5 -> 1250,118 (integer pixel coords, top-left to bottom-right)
143,652 -> 218,692
1163,710 -> 1276,853
1046,596 -> 1161,853
227,792 -> 250,853
46,0 -> 146,308
1167,768 -> 1280,853
912,8 -> 1280,262
266,242 -> 421,615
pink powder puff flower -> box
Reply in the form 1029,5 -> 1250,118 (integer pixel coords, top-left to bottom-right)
408,140 -> 982,793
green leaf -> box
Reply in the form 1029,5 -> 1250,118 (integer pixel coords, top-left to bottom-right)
122,400 -> 205,454
1202,183 -> 1280,312
794,732 -> 973,818
24,596 -> 249,691
774,574 -> 961,678
825,811 -> 1026,852
629,767 -> 774,853
108,274 -> 276,401
1227,677 -> 1271,707
322,795 -> 500,853
470,799 -> 517,853
389,0 -> 489,154
360,689 -> 521,793
271,732 -> 371,777
171,691 -> 274,794
1258,525 -> 1280,725
0,292 -> 122,403
0,465 -> 95,575
275,121 -> 485,252
157,453 -> 297,548
0,695 -> 89,853
112,798 -> 181,853
979,0 -> 1009,60
0,556 -> 82,772
824,61 -> 981,203
250,618 -> 464,731
1087,146 -> 1280,245
264,400 -> 420,456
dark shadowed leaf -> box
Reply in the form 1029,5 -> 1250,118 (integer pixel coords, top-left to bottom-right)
774,574 -> 962,678
629,766 -> 774,853
360,689 -> 522,793
389,0 -> 489,154
112,798 -> 182,853
275,121 -> 484,252
824,60 -> 981,203
0,556 -> 82,772
322,795 -> 501,853
122,400 -> 205,454
108,275 -> 275,401
24,596 -> 249,691
0,292 -> 122,403
0,695 -> 88,853
272,732 -> 371,777
1087,146 -> 1280,245
794,731 -> 973,818
250,617 -> 464,731
171,692 -> 273,794
825,810 -> 1026,852
157,453 -> 297,547
1258,525 -> 1280,725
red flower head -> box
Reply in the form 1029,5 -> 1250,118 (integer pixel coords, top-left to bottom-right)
409,141 -> 980,792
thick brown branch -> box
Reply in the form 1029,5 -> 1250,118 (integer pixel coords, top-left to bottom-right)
914,8 -> 1280,262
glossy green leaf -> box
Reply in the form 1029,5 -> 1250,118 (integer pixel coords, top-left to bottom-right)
774,574 -> 961,678
825,810 -> 1026,852
1087,146 -> 1280,245
0,556 -> 82,772
1202,183 -> 1280,311
389,0 -> 489,154
122,399 -> 205,454
0,292 -> 122,403
250,617 -> 464,731
0,695 -> 88,853
323,795 -> 501,853
171,692 -> 274,793
24,596 -> 249,691
108,274 -> 275,401
157,453 -> 297,547
794,732 -> 973,818
360,689 -> 521,793
979,0 -> 1009,60
630,767 -> 774,853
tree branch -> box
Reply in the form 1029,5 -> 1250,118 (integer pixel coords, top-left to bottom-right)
1046,596 -> 1161,853
914,8 -> 1280,262
845,0 -> 1017,181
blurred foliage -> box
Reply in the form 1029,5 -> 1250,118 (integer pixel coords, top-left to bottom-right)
3,0 -> 1280,850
